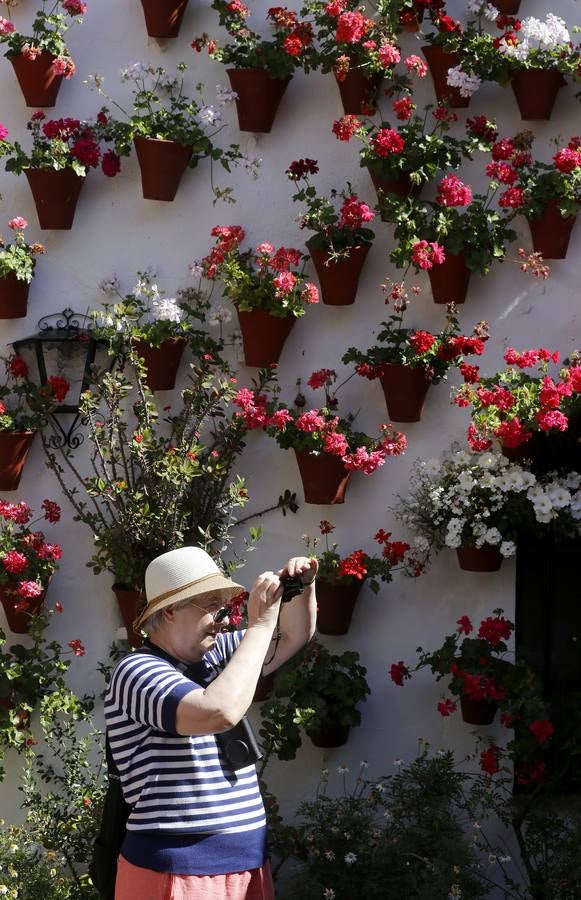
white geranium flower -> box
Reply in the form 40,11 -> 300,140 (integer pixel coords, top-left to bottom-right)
98,274 -> 120,295
188,261 -> 204,278
484,527 -> 502,545
241,154 -> 263,179
546,484 -> 571,509
197,105 -> 222,126
454,450 -> 471,465
323,890 -> 336,899
344,852 -> 357,865
564,472 -> 581,490
216,83 -> 238,104
152,297 -> 182,323
207,303 -> 233,326
446,66 -> 482,97
500,541 -> 516,557
120,61 -> 149,82
324,849 -> 335,861
458,472 -> 475,492
424,457 -> 442,475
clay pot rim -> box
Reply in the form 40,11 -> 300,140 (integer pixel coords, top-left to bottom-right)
0,430 -> 36,436
306,236 -> 373,253
25,165 -> 85,177
133,135 -> 193,149
226,66 -> 291,81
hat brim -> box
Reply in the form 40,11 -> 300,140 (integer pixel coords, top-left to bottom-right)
134,573 -> 245,630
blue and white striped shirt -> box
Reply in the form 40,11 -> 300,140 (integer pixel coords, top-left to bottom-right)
104,631 -> 268,875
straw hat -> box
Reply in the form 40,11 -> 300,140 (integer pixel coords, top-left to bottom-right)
134,546 -> 244,630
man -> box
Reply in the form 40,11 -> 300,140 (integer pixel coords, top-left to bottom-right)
105,545 -> 318,899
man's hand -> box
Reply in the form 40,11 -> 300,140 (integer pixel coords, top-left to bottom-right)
276,556 -> 319,585
246,571 -> 283,628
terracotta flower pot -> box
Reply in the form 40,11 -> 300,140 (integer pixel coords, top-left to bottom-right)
510,69 -> 564,120
294,450 -> 351,505
0,274 -> 30,319
112,584 -> 144,648
226,69 -> 291,133
140,0 -> 189,37
25,168 -> 85,230
525,200 -> 577,260
460,696 -> 498,726
334,69 -> 383,115
132,337 -> 187,391
0,584 -> 47,633
134,138 -> 193,201
456,546 -> 503,572
309,724 -> 350,748
253,671 -> 275,702
428,252 -> 471,305
494,0 -> 521,11
378,364 -> 432,423
308,243 -> 370,306
316,579 -> 363,635
235,307 -> 296,367
10,51 -> 63,107
421,44 -> 470,108
0,432 -> 35,491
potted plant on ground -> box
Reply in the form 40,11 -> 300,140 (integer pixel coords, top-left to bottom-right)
0,113 -> 120,229
92,270 -> 218,391
249,368 -> 407,503
454,346 -> 581,463
0,354 -> 69,491
343,293 -> 488,422
390,609 -> 554,742
286,157 -> 375,305
0,216 -> 45,319
383,168 -> 518,304
200,225 -> 319,366
331,101 -> 485,213
492,133 -> 581,259
394,448 -> 533,571
0,498 -> 62,632
302,519 -> 418,634
302,0 -> 415,114
87,63 -> 249,202
271,640 -> 370,747
193,2 -> 317,132
0,0 -> 85,106
42,299 -> 269,646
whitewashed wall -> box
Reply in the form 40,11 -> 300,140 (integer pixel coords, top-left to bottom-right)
0,0 -> 579,878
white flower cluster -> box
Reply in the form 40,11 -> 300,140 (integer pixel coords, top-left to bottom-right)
151,297 -> 182,323
446,66 -> 482,97
396,449 -> 581,557
98,273 -> 120,295
207,303 -> 233,327
120,61 -> 152,82
498,14 -> 570,58
467,0 -> 498,22
197,105 -> 222,127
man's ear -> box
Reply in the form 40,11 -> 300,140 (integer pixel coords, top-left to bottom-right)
161,605 -> 177,624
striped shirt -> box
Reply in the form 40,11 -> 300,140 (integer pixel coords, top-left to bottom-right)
103,631 -> 268,875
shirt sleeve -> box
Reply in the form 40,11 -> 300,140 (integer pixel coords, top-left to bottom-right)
211,630 -> 246,668
106,654 -> 201,733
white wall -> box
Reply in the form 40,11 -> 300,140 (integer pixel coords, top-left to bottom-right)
0,0 -> 578,875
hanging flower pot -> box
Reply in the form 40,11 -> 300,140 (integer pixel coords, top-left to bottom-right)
510,68 -> 565,120
140,0 -> 189,38
132,337 -> 187,391
421,45 -> 470,108
112,583 -> 144,648
334,69 -> 382,115
494,0 -> 521,11
235,307 -> 296,367
0,584 -> 47,633
294,450 -> 351,504
307,242 -> 370,306
316,578 -> 363,635
0,432 -> 35,491
134,138 -> 193,201
366,163 -> 422,210
0,274 -> 30,319
25,168 -> 85,230
428,252 -> 471,305
253,671 -> 275,703
309,724 -> 350,748
378,364 -> 432,423
10,51 -> 64,107
226,69 -> 292,133
525,200 -> 577,259
456,546 -> 503,572
460,696 -> 498,726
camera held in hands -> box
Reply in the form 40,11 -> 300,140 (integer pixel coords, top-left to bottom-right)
279,574 -> 304,603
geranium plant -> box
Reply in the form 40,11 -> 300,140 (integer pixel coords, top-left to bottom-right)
332,100 -> 489,195
0,0 -> 86,79
454,347 -> 581,452
302,518 -> 418,593
390,609 -> 555,780
0,111 -> 120,178
201,225 -> 319,316
286,157 -> 375,255
0,498 -> 62,605
0,216 -> 45,285
193,2 -> 317,79
0,354 -> 70,434
342,294 -> 488,384
87,63 -> 249,199
384,169 -> 517,276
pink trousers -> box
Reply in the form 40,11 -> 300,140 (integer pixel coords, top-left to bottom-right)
115,855 -> 276,900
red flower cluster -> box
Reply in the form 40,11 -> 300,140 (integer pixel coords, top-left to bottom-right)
335,10 -> 371,43
338,548 -> 367,579
529,719 -> 554,744
477,614 -> 512,647
411,240 -> 445,270
392,97 -> 414,121
332,115 -> 362,141
370,128 -> 405,157
307,368 -> 336,390
39,116 -> 120,177
389,660 -> 409,686
201,225 -> 246,279
466,116 -> 498,142
338,194 -> 374,229
436,174 -> 473,207
480,745 -> 502,775
68,639 -> 86,657
286,158 -> 319,179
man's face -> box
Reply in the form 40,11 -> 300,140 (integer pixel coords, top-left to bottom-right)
165,592 -> 228,663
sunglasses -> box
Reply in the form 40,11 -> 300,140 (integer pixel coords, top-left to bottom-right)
187,599 -> 231,623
